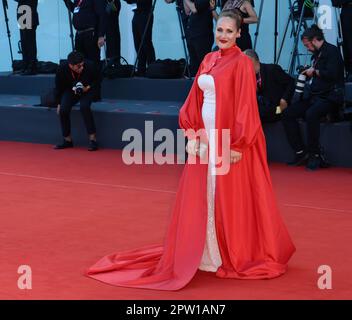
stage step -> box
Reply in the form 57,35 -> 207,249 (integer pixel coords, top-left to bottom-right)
0,73 -> 192,101
1,94 -> 352,167
1,74 -> 352,167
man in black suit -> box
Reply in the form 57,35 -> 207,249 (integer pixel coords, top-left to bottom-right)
105,0 -> 121,60
124,0 -> 156,76
63,0 -> 107,63
15,0 -> 39,75
54,51 -> 100,151
184,0 -> 213,77
244,49 -> 295,123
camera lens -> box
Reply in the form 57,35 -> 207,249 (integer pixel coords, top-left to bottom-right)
295,74 -> 307,93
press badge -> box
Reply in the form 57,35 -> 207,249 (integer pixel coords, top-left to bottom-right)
74,6 -> 80,13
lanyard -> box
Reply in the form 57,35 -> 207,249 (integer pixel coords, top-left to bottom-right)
76,0 -> 83,7
71,70 -> 80,81
313,51 -> 322,69
256,73 -> 262,90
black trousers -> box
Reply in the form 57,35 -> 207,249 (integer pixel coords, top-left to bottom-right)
257,96 -> 281,123
106,3 -> 121,60
20,26 -> 37,66
282,96 -> 333,154
132,11 -> 156,73
59,89 -> 96,138
75,30 -> 100,63
341,6 -> 352,73
188,34 -> 213,77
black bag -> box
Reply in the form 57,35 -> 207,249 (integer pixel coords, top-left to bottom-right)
37,61 -> 59,74
146,59 -> 185,79
12,60 -> 25,72
12,60 -> 58,74
103,56 -> 134,79
40,88 -> 59,108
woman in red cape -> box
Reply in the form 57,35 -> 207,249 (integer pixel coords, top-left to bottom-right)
86,10 -> 295,290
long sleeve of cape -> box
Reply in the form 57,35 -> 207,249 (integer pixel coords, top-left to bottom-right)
179,68 -> 204,140
230,57 -> 262,153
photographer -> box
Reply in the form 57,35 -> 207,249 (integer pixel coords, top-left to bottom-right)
124,0 -> 156,76
244,49 -> 295,123
282,25 -> 344,170
54,51 -> 100,151
63,0 -> 107,63
332,0 -> 352,81
15,0 -> 39,75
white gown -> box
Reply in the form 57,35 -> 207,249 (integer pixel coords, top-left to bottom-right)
197,74 -> 223,272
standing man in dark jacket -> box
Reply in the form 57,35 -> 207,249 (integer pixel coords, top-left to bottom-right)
63,0 -> 107,63
184,0 -> 213,77
54,51 -> 100,151
244,49 -> 295,123
15,0 -> 39,75
105,0 -> 121,60
282,25 -> 345,170
332,0 -> 352,81
124,0 -> 156,76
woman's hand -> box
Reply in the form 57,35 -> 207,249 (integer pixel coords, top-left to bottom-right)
83,85 -> 91,93
279,98 -> 288,112
230,150 -> 242,164
97,36 -> 105,48
186,139 -> 199,156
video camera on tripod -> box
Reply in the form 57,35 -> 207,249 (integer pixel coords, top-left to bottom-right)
295,0 -> 314,18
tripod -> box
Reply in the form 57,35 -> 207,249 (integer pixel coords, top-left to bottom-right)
67,7 -> 74,51
253,0 -> 264,51
252,0 -> 279,63
175,1 -> 191,78
131,0 -> 157,76
1,0 -> 14,67
276,0 -> 318,75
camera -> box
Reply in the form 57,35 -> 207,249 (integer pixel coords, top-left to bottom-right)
295,65 -> 310,94
73,82 -> 84,96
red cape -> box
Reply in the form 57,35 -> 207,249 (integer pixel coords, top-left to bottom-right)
86,46 -> 296,290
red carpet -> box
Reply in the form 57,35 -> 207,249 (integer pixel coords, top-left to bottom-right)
0,141 -> 351,300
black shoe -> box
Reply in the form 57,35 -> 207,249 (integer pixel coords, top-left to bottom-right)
88,140 -> 98,151
318,151 -> 331,168
306,153 -> 331,171
54,140 -> 73,149
287,150 -> 309,166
